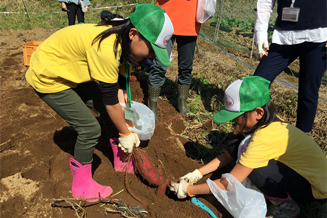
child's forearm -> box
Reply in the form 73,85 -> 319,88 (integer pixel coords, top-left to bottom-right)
188,178 -> 228,196
198,158 -> 220,175
191,163 -> 253,196
188,182 -> 211,196
106,104 -> 129,135
198,151 -> 234,175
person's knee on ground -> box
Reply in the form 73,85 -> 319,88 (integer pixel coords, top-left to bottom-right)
265,192 -> 301,218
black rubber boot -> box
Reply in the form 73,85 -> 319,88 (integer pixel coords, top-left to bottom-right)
147,85 -> 161,121
177,84 -> 190,115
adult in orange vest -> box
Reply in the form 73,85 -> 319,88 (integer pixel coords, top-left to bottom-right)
147,0 -> 201,120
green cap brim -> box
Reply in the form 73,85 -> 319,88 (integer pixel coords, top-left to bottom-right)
151,43 -> 171,67
213,109 -> 244,124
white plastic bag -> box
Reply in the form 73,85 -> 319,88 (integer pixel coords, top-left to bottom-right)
207,174 -> 267,218
196,0 -> 217,23
120,101 -> 155,141
79,0 -> 85,12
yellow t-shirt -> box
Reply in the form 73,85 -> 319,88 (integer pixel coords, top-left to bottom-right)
239,122 -> 327,199
26,24 -> 124,93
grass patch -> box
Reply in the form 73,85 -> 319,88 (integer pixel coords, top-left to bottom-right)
0,0 -> 154,30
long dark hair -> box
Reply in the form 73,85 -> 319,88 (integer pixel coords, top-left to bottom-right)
242,101 -> 284,134
92,11 -> 140,66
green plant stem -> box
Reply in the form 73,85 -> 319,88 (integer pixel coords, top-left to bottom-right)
21,0 -> 30,21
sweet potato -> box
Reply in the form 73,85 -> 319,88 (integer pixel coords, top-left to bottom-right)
131,148 -> 175,198
132,149 -> 164,186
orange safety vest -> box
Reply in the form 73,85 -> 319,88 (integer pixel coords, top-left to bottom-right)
156,0 -> 201,36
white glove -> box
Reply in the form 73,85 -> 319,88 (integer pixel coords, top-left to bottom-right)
256,39 -> 269,57
169,180 -> 193,199
118,131 -> 140,153
180,169 -> 203,184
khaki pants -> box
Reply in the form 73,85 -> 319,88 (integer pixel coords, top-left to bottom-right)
36,81 -> 116,164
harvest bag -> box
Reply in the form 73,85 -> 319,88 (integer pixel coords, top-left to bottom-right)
207,173 -> 267,218
120,101 -> 155,141
79,0 -> 85,12
196,0 -> 217,23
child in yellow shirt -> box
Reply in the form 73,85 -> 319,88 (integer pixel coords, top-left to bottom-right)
26,4 -> 174,202
170,76 -> 326,218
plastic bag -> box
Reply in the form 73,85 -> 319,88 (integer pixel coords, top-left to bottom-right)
207,174 -> 267,218
79,0 -> 85,12
121,101 -> 155,141
196,0 -> 217,23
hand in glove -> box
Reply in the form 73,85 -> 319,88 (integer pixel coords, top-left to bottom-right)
170,179 -> 194,199
180,169 -> 203,183
256,39 -> 269,57
118,130 -> 140,153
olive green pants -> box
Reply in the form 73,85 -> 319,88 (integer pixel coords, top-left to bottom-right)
36,81 -> 117,164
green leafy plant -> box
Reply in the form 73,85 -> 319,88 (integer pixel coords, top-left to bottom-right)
267,20 -> 275,40
220,17 -> 254,32
219,17 -> 275,39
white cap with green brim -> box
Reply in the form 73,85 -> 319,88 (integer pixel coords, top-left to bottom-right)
213,76 -> 272,124
129,3 -> 174,67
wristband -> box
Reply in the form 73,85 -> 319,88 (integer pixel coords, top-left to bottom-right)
119,130 -> 131,137
186,184 -> 195,197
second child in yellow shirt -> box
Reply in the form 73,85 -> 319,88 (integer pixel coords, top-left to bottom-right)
170,76 -> 326,218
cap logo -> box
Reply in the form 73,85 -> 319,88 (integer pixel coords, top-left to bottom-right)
163,35 -> 172,46
153,13 -> 174,48
225,95 -> 234,108
128,4 -> 174,67
213,76 -> 271,124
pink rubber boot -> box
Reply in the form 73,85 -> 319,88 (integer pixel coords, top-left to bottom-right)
110,137 -> 135,174
69,158 -> 113,202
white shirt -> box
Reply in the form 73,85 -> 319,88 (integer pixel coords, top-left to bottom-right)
255,0 -> 327,45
